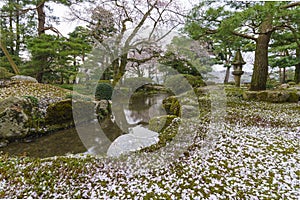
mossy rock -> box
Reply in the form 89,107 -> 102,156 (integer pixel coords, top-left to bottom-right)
0,96 -> 35,139
95,100 -> 111,121
225,87 -> 244,98
256,91 -> 268,101
288,81 -> 296,86
45,99 -> 73,126
162,96 -> 181,117
143,116 -> 180,152
287,91 -> 299,103
266,91 -> 289,103
181,105 -> 199,118
194,87 -> 210,97
149,115 -> 177,133
243,90 -> 297,103
243,91 -> 258,101
243,91 -> 270,102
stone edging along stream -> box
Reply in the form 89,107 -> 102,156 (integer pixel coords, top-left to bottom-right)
0,81 -> 111,147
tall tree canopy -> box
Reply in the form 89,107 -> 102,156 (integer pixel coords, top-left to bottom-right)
185,1 -> 300,90
71,0 -> 183,84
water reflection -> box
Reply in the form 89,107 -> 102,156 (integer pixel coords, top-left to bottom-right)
0,93 -> 169,158
125,94 -> 168,125
0,128 -> 86,158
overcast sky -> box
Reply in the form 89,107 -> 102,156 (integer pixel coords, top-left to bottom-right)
49,0 -> 196,36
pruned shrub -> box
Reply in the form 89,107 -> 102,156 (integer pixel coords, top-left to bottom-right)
95,83 -> 113,100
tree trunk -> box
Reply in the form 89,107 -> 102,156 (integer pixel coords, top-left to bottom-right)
36,71 -> 44,83
0,40 -> 20,74
223,66 -> 230,84
282,67 -> 286,83
37,2 -> 46,36
8,0 -> 15,55
279,67 -> 282,83
15,0 -> 21,56
35,1 -> 47,82
250,14 -> 273,91
295,48 -> 300,84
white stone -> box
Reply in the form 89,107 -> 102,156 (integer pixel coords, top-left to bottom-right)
11,75 -> 38,83
107,126 -> 159,157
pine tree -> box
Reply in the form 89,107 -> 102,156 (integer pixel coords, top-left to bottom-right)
185,1 -> 300,90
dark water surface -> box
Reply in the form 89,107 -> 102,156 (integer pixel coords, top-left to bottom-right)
0,93 -> 169,158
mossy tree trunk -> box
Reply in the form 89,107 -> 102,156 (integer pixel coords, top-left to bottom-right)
35,1 -> 47,83
224,66 -> 231,84
250,14 -> 273,91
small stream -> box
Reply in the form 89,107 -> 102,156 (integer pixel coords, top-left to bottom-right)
0,93 -> 169,158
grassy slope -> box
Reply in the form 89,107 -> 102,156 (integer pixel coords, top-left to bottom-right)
0,94 -> 299,198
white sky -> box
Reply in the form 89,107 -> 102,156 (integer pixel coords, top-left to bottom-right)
50,0 -> 196,37
0,1 -> 255,72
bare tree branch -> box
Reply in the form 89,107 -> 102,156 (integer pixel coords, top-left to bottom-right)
280,2 -> 300,9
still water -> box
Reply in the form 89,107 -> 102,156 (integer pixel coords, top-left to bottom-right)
0,93 -> 169,158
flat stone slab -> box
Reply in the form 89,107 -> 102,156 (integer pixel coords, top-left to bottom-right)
11,75 -> 38,83
107,126 -> 159,157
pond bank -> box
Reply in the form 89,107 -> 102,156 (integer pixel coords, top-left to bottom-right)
0,95 -> 299,199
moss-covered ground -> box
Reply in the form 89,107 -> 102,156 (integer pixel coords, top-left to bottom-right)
0,82 -> 71,101
0,89 -> 299,199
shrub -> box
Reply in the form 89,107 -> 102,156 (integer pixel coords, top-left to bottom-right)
162,96 -> 181,117
95,83 -> 113,100
266,78 -> 280,89
98,80 -> 112,84
0,67 -> 14,79
23,96 -> 38,106
55,84 -> 74,91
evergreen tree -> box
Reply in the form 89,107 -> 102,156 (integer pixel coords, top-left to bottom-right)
269,31 -> 300,83
185,1 -> 300,90
0,0 -> 34,73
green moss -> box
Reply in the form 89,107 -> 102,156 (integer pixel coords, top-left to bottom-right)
53,84 -> 74,91
162,96 -> 181,117
143,117 -> 180,152
287,91 -> 299,103
45,99 -> 73,125
225,86 -> 245,98
148,115 -> 177,133
23,96 -> 38,106
0,67 -> 14,79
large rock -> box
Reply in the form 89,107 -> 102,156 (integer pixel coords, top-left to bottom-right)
107,126 -> 159,157
45,99 -> 111,131
0,97 -> 33,139
11,75 -> 38,83
45,99 -> 74,131
162,96 -> 181,117
243,90 -> 299,103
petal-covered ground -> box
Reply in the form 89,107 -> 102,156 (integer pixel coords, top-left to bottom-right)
0,96 -> 299,199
